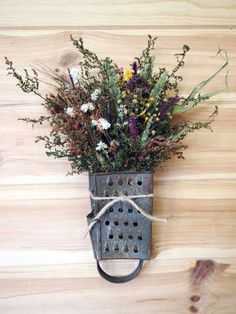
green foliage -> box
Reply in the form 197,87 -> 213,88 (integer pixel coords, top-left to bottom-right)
173,49 -> 228,114
169,106 -> 218,142
6,35 -> 228,175
102,57 -> 121,104
5,57 -> 43,98
136,34 -> 157,79
150,70 -> 169,100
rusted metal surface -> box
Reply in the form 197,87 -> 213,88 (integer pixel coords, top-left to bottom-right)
87,171 -> 153,261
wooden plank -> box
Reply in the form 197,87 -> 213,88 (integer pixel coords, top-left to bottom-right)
0,0 -> 236,28
1,196 -> 236,254
0,261 -> 236,314
0,5 -> 236,313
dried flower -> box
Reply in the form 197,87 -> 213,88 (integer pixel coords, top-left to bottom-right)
66,107 -> 74,117
128,116 -> 138,140
96,141 -> 108,151
81,102 -> 95,113
69,66 -> 81,84
91,88 -> 101,101
98,118 -> 111,130
91,118 -> 111,131
123,68 -> 133,82
9,35 -> 226,175
132,61 -> 138,74
109,140 -> 119,154
159,96 -> 179,120
91,119 -> 98,126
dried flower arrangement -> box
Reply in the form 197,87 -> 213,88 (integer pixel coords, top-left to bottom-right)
5,35 -> 228,283
5,35 -> 227,175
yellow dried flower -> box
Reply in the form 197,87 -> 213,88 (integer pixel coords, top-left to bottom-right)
123,68 -> 133,82
147,97 -> 154,105
165,89 -> 176,99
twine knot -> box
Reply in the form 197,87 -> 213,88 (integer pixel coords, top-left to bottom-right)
83,191 -> 168,238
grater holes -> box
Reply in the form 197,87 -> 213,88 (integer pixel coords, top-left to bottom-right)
114,220 -> 119,226
133,221 -> 138,227
124,221 -> 129,226
118,232 -> 123,239
128,234 -> 133,240
118,207 -> 123,213
138,233 -> 143,241
104,189 -> 109,197
128,208 -> 133,213
107,177 -> 113,186
127,178 -> 133,185
133,244 -> 139,253
109,207 -> 113,213
123,242 -> 129,253
104,242 -> 109,252
109,231 -> 114,239
113,242 -> 119,252
105,220 -> 110,226
118,178 -> 123,185
113,188 -> 119,196
137,179 -> 143,186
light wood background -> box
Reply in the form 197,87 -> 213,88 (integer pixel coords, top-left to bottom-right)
0,1 -> 236,313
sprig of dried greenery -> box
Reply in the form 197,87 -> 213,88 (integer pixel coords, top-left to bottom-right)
5,35 -> 228,175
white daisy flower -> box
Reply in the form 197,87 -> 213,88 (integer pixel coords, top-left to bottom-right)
80,102 -> 95,113
91,119 -> 98,126
91,88 -> 101,101
98,118 -> 111,130
91,118 -> 111,130
69,66 -> 81,84
96,141 -> 108,151
66,107 -> 74,117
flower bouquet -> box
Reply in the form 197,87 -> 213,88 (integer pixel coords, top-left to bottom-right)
5,35 -> 228,283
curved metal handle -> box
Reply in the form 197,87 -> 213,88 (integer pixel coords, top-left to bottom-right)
96,259 -> 143,284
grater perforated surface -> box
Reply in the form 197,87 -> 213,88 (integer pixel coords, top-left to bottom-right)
87,171 -> 153,261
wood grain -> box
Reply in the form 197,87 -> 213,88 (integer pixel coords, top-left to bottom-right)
0,1 -> 236,313
0,0 -> 236,28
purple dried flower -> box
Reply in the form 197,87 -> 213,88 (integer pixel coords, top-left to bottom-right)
128,116 -> 138,140
126,74 -> 143,90
132,61 -> 138,74
159,96 -> 180,120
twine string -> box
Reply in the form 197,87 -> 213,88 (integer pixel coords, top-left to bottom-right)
84,192 -> 168,237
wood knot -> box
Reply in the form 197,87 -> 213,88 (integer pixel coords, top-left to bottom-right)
190,295 -> 201,302
191,260 -> 216,286
59,52 -> 77,67
189,305 -> 198,313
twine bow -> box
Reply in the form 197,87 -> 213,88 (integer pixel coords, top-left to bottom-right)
84,192 -> 168,237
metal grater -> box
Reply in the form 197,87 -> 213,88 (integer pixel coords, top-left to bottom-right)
87,171 -> 153,283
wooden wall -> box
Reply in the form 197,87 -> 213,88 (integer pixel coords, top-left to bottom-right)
0,1 -> 236,313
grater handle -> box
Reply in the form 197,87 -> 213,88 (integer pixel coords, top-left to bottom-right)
96,259 -> 143,284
